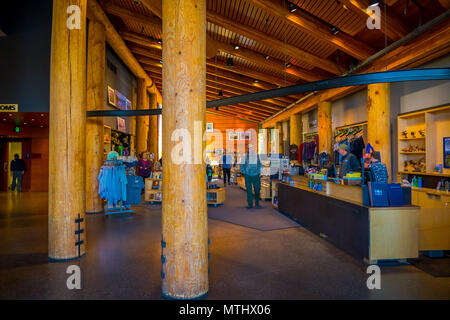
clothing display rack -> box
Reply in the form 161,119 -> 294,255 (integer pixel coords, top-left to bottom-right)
98,159 -> 143,216
334,122 -> 367,166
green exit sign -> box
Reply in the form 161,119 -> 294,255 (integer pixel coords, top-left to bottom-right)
15,126 -> 20,133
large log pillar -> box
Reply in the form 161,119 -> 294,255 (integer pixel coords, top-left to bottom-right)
161,0 -> 208,299
290,113 -> 303,147
86,20 -> 105,214
318,101 -> 333,157
367,83 -> 391,181
49,0 -> 87,260
136,78 -> 148,155
148,92 -> 159,157
275,122 -> 283,155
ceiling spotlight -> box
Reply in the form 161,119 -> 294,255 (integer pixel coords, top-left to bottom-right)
369,0 -> 380,7
331,26 -> 340,35
157,39 -> 162,44
226,57 -> 234,66
218,90 -> 223,97
289,2 -> 297,13
254,79 -> 259,83
264,55 -> 270,60
285,62 -> 292,68
234,44 -> 240,50
159,60 -> 163,64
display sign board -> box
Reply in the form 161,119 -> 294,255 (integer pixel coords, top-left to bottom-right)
0,104 -> 18,112
117,117 -> 126,133
444,137 -> 450,169
107,86 -> 131,110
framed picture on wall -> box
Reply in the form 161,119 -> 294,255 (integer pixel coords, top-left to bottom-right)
240,132 -> 250,141
229,132 -> 239,140
107,86 -> 116,107
206,122 -> 214,133
444,137 -> 450,168
117,117 -> 126,133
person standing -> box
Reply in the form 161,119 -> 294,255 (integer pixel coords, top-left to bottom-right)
10,154 -> 26,193
137,152 -> 152,179
221,153 -> 232,186
337,144 -> 361,178
240,145 -> 262,209
369,151 -> 388,183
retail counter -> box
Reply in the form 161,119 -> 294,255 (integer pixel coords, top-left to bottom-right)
410,187 -> 450,251
278,177 -> 419,263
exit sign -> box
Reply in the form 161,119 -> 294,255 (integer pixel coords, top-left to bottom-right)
0,104 -> 18,112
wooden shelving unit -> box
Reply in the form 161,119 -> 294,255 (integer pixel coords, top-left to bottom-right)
397,105 -> 450,177
207,187 -> 225,207
145,171 -> 163,203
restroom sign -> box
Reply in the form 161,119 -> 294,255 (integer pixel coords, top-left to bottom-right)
0,104 -> 18,112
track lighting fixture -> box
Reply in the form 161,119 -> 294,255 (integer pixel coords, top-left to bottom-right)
289,2 -> 297,13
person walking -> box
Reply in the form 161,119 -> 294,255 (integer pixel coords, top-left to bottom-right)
10,154 -> 26,193
240,145 -> 262,209
221,153 -> 232,186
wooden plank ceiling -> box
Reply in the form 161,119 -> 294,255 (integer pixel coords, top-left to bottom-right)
100,0 -> 448,122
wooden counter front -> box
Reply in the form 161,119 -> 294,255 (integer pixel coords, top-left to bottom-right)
277,182 -> 419,263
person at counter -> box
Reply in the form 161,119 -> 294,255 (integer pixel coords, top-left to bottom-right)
338,144 -> 361,178
369,151 -> 388,183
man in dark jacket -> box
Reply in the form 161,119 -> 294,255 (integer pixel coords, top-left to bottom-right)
10,154 -> 26,192
338,144 -> 361,178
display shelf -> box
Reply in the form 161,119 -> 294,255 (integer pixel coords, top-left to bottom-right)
398,105 -> 449,176
145,176 -> 163,203
400,152 -> 426,155
207,188 -> 225,207
398,171 -> 450,178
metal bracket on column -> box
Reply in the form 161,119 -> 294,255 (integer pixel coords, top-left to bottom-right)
75,214 -> 84,258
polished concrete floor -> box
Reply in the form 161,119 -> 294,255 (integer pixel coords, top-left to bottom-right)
0,186 -> 449,300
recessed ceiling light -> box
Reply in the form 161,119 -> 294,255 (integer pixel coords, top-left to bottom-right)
32,119 -> 35,121
24,123 -> 27,125
289,2 -> 297,13
264,55 -> 270,60
254,79 -> 259,83
331,26 -> 340,35
9,114 -> 12,116
234,45 -> 239,50
285,62 -> 292,68
3,119 -> 6,121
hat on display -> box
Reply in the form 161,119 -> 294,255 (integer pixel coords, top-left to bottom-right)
338,144 -> 349,151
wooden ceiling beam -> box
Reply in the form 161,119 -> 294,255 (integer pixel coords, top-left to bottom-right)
438,0 -> 450,10
340,0 -> 409,41
139,0 -> 340,74
125,32 -> 301,100
206,12 -> 341,75
245,0 -> 376,61
206,109 -> 263,122
120,30 -> 161,50
102,3 -> 161,31
205,92 -> 275,116
214,40 -> 325,82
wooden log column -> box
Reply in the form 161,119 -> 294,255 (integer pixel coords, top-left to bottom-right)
290,113 -> 303,147
367,83 -> 391,181
161,0 -> 208,299
136,78 -> 149,155
49,0 -> 87,260
275,122 -> 283,155
86,20 -> 105,214
147,92 -> 159,157
318,101 -> 333,157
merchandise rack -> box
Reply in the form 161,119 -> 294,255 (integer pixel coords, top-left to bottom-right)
145,171 -> 163,204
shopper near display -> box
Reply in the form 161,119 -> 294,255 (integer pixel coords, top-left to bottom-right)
338,144 -> 361,178
369,151 -> 389,183
221,153 -> 232,185
10,154 -> 26,193
137,153 -> 152,178
241,144 -> 262,209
